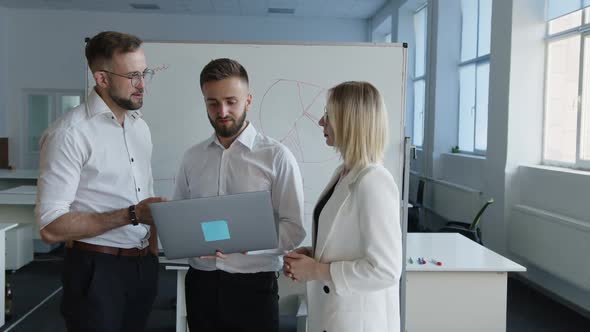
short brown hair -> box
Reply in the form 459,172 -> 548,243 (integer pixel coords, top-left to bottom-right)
326,81 -> 388,169
200,58 -> 249,88
85,31 -> 143,72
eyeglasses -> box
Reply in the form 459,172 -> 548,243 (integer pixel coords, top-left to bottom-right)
100,69 -> 154,87
323,107 -> 329,121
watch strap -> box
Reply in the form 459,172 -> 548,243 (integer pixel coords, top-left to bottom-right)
128,205 -> 138,226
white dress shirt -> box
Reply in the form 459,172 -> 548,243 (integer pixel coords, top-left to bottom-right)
35,88 -> 154,249
174,123 -> 306,273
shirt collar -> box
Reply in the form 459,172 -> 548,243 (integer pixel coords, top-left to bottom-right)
85,87 -> 144,121
206,122 -> 257,151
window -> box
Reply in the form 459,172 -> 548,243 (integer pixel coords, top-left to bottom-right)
458,0 -> 492,154
23,90 -> 83,168
544,5 -> 590,169
412,4 -> 427,147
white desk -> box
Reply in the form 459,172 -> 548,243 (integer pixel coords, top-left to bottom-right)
0,185 -> 56,255
0,223 -> 18,328
0,170 -> 38,180
0,170 -> 38,190
0,185 -> 36,205
405,233 -> 526,332
161,234 -> 525,332
164,262 -> 189,332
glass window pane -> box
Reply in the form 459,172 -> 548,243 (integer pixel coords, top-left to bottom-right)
547,0 -> 583,21
478,0 -> 492,56
459,64 -> 476,152
413,79 -> 426,147
580,35 -> 590,161
27,95 -> 53,153
414,7 -> 427,77
461,0 -> 478,61
475,62 -> 489,151
586,7 -> 590,24
548,9 -> 582,35
544,36 -> 581,163
60,95 -> 81,117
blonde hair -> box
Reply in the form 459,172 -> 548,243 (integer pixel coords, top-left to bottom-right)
326,81 -> 388,169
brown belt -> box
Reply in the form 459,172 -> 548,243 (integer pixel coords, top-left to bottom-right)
68,241 -> 149,257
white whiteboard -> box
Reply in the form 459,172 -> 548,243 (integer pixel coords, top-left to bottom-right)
141,41 -> 407,244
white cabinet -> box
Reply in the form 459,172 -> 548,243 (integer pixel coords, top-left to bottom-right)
6,223 -> 33,271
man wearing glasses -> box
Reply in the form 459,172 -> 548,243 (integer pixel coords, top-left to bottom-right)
36,31 -> 164,332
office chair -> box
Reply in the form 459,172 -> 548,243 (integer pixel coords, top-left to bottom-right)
408,179 -> 425,232
438,198 -> 494,245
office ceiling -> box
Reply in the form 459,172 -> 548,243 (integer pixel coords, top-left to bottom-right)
0,0 -> 388,19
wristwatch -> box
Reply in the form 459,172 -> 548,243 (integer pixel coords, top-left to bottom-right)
128,205 -> 138,226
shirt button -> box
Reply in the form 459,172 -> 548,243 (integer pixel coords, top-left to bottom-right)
137,188 -> 141,192
323,285 -> 330,294
131,158 -> 134,162
111,116 -> 114,119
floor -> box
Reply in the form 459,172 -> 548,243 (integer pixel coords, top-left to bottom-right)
0,248 -> 588,332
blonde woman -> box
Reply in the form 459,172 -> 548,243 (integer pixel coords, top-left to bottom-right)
283,81 -> 402,332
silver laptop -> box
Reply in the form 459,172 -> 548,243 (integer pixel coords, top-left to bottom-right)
149,191 -> 278,260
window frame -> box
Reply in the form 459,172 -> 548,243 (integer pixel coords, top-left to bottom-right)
21,89 -> 84,163
457,0 -> 491,156
412,3 -> 428,148
542,8 -> 590,170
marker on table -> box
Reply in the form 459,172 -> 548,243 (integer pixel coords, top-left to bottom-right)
431,259 -> 442,266
408,257 -> 414,264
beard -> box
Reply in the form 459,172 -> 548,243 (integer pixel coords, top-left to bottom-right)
208,107 -> 247,138
108,86 -> 143,110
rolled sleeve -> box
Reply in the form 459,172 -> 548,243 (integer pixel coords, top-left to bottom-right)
272,148 -> 306,251
330,168 -> 402,296
172,156 -> 190,200
35,128 -> 85,229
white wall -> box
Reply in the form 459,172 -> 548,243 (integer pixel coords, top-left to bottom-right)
414,0 -> 590,314
504,1 -> 590,312
502,0 -> 546,263
1,7 -> 368,168
371,0 -> 400,42
429,0 -> 461,180
475,0 -> 514,253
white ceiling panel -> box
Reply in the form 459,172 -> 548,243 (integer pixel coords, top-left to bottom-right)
0,0 -> 388,18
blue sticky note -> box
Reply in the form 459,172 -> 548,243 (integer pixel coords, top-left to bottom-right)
201,220 -> 230,242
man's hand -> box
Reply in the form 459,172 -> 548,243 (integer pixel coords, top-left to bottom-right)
200,250 -> 247,260
135,197 -> 167,225
291,246 -> 313,257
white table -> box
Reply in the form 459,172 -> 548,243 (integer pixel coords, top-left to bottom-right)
0,223 -> 18,328
0,170 -> 38,190
158,258 -> 190,331
0,185 -> 36,205
164,263 -> 189,332
161,234 -> 525,332
405,233 -> 526,332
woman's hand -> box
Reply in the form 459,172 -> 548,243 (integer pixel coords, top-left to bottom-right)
283,251 -> 331,282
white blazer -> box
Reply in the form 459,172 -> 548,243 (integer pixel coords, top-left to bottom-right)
306,164 -> 402,332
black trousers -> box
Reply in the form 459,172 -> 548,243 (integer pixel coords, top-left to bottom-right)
60,248 -> 159,332
185,268 -> 279,332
